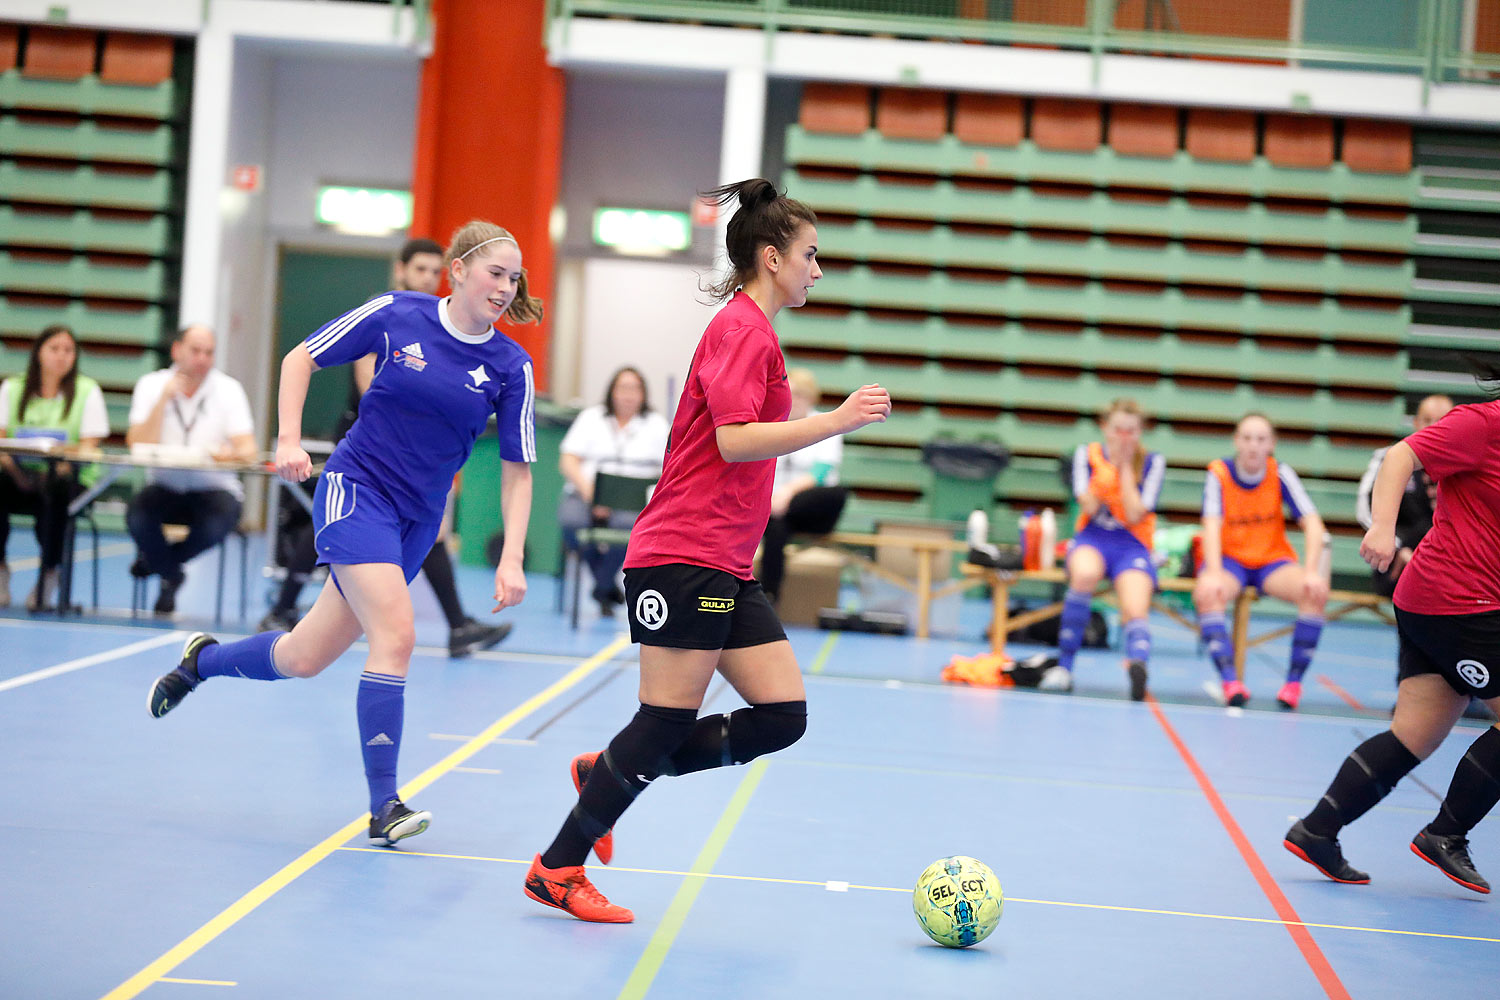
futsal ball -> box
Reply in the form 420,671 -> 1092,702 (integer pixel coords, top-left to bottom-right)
912,855 -> 1004,948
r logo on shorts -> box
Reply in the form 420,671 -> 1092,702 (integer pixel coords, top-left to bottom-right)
1457,659 -> 1491,689
635,589 -> 668,631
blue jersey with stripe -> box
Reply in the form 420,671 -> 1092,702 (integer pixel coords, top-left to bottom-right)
304,291 -> 535,521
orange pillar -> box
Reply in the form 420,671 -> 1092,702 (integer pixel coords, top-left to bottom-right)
410,0 -> 563,391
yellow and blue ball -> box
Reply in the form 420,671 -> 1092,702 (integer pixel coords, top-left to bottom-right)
912,855 -> 1004,948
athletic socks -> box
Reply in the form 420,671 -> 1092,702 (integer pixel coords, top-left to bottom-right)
1429,725 -> 1500,837
541,704 -> 698,870
1303,730 -> 1420,838
1287,616 -> 1324,684
193,630 -> 287,682
1124,619 -> 1151,664
663,701 -> 808,776
1057,589 -> 1092,671
357,670 -> 406,814
1199,612 -> 1234,682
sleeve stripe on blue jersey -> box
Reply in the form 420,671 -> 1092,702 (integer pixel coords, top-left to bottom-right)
521,361 -> 536,462
306,294 -> 394,360
1202,472 -> 1222,518
1139,453 -> 1166,511
1280,464 -> 1318,519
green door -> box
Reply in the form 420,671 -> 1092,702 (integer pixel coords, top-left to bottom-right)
273,247 -> 391,440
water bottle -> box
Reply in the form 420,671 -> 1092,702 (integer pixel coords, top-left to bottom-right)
1039,509 -> 1057,570
1318,531 -> 1332,581
967,508 -> 989,548
1020,511 -> 1041,571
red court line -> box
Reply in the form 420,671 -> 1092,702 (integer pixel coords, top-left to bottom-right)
1145,694 -> 1352,1000
1316,675 -> 1368,713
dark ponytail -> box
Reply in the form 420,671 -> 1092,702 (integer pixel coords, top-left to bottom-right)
1468,354 -> 1500,398
700,178 -> 817,303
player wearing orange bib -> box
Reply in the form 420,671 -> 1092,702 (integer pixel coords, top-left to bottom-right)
1045,398 -> 1165,701
1193,413 -> 1328,709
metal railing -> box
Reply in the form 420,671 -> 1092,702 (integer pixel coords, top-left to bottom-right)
547,0 -> 1499,100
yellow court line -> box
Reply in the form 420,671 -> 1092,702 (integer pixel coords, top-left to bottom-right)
99,635 -> 631,1000
155,978 -> 236,987
336,846 -> 1500,946
808,631 -> 840,675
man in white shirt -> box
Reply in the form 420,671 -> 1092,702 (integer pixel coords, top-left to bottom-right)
125,324 -> 257,613
1356,393 -> 1453,597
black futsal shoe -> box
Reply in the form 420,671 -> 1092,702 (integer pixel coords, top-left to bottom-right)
448,619 -> 512,658
147,632 -> 217,718
1411,827 -> 1490,894
369,799 -> 431,846
1126,659 -> 1148,702
1283,819 -> 1370,884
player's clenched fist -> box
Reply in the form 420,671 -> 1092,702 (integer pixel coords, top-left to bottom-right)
836,383 -> 891,432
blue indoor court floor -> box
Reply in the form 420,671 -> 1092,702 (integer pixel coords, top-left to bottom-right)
1,533 -> 1496,999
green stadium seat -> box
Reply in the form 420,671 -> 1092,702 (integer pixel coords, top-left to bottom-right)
0,205 -> 172,256
0,113 -> 175,165
0,295 -> 165,345
0,69 -> 178,119
0,160 -> 173,210
0,251 -> 166,301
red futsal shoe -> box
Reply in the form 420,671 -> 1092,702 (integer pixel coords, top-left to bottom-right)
571,751 -> 614,865
523,854 -> 634,923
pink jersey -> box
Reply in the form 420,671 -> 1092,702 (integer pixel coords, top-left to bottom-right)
1396,400 -> 1500,614
625,292 -> 791,579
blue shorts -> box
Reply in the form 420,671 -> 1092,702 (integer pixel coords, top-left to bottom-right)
1070,523 -> 1157,584
1217,555 -> 1295,592
313,471 -> 441,584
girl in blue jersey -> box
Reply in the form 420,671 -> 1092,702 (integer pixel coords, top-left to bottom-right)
146,221 -> 540,846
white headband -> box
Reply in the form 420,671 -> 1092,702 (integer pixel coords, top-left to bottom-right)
457,234 -> 519,260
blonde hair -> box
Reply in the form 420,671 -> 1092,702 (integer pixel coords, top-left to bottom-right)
444,220 -> 544,325
787,366 -> 819,401
1099,397 -> 1147,478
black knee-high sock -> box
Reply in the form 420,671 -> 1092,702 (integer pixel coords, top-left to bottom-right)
1304,730 -> 1421,838
541,704 -> 697,869
1429,726 -> 1500,837
662,701 -> 808,776
422,544 -> 467,630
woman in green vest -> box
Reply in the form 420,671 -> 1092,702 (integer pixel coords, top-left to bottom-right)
0,324 -> 109,610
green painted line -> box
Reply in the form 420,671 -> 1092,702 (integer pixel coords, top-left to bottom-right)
616,758 -> 770,1000
808,630 -> 840,675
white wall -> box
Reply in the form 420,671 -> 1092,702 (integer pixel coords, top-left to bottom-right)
572,258 -> 721,419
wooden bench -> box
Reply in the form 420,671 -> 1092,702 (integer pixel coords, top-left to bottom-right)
960,565 -> 1393,679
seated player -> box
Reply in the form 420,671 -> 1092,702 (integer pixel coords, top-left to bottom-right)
1193,412 -> 1329,710
1042,398 -> 1164,701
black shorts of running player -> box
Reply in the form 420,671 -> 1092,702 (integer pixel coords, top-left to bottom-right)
1395,606 -> 1500,701
623,563 -> 787,650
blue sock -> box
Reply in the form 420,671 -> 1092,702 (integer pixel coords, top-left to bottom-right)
1125,619 -> 1151,664
1057,589 -> 1092,671
194,631 -> 287,682
1288,616 -> 1324,683
1199,612 -> 1235,681
358,671 -> 405,814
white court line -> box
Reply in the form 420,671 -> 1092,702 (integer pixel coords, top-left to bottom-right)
0,630 -> 186,693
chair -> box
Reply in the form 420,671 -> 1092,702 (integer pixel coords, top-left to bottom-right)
129,524 -> 249,627
564,472 -> 656,629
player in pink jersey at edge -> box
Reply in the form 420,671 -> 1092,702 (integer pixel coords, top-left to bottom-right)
523,178 -> 891,922
1285,368 -> 1500,895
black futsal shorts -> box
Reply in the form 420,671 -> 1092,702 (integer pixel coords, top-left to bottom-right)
1395,606 -> 1500,700
623,563 -> 786,650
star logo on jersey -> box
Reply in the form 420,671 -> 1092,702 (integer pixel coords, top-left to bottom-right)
465,365 -> 490,393
392,341 -> 427,372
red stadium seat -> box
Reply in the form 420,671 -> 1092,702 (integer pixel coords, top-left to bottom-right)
953,92 -> 1023,147
22,26 -> 96,80
0,24 -> 19,73
799,83 -> 872,136
100,32 -> 174,86
1109,103 -> 1178,158
1342,119 -> 1412,174
1031,98 -> 1102,152
1185,108 -> 1256,162
1264,115 -> 1335,169
876,88 -> 947,141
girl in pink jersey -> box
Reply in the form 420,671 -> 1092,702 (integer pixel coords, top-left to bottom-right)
1286,389 -> 1500,894
525,179 -> 890,922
